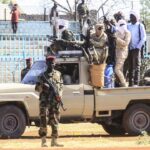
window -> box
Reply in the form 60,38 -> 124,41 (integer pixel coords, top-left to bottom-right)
21,61 -> 47,85
22,61 -> 79,85
55,63 -> 79,85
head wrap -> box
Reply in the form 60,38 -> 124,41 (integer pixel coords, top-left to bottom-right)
58,19 -> 69,29
130,10 -> 140,21
95,23 -> 104,30
117,19 -> 128,34
114,11 -> 125,21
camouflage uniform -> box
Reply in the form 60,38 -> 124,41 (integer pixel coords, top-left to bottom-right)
21,58 -> 32,81
61,29 -> 75,50
49,3 -> 59,37
77,1 -> 89,31
61,29 -> 75,41
35,57 -> 63,147
90,26 -> 108,64
21,67 -> 30,81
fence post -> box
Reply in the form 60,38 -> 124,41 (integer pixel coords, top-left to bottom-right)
4,8 -> 7,21
44,8 -> 46,21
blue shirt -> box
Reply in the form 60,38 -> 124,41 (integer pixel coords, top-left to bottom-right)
127,22 -> 146,50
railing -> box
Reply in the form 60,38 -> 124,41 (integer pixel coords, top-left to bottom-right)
0,21 -> 80,35
0,21 -> 80,83
0,33 -> 80,83
0,21 -> 149,83
0,33 -> 49,83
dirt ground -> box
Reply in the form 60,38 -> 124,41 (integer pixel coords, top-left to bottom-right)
0,123 -> 150,150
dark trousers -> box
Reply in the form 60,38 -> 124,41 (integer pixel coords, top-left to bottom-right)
11,22 -> 18,33
53,25 -> 57,38
128,49 -> 141,86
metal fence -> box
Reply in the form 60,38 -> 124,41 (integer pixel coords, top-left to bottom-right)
0,21 -> 80,35
0,21 -> 80,83
0,34 -> 48,83
0,21 -> 150,83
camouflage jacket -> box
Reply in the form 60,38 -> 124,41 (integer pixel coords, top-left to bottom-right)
90,32 -> 108,50
35,69 -> 63,102
61,30 -> 75,41
77,3 -> 89,17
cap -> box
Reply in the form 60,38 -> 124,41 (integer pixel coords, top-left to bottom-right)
46,56 -> 56,63
26,58 -> 32,62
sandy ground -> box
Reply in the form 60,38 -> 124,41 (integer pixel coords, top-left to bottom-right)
0,123 -> 150,150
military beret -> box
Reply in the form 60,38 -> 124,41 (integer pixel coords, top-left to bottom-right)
46,56 -> 56,62
26,58 -> 32,62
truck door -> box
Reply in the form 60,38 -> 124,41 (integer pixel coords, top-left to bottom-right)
60,63 -> 84,117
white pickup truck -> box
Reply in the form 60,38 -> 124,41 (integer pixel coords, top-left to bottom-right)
0,57 -> 150,138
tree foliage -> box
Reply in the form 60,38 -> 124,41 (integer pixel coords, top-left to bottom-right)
140,0 -> 150,32
0,0 -> 10,4
47,0 -> 128,21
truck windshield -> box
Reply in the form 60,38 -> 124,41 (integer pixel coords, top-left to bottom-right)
21,61 -> 47,85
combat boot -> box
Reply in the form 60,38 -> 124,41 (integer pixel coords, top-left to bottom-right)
51,137 -> 64,147
41,136 -> 48,147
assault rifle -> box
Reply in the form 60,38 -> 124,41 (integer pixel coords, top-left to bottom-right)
43,73 -> 67,111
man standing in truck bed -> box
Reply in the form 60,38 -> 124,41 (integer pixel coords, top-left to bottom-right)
35,56 -> 63,147
77,0 -> 89,32
49,2 -> 59,38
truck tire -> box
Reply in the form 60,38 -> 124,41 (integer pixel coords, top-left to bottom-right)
123,104 -> 150,135
102,124 -> 126,135
0,105 -> 26,138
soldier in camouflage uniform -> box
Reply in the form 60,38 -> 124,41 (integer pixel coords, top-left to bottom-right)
77,0 -> 89,32
59,22 -> 75,50
21,58 -> 32,81
35,56 -> 63,147
90,23 -> 108,64
59,23 -> 75,41
49,3 -> 59,37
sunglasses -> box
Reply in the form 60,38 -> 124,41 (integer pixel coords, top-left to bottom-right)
120,23 -> 125,26
97,27 -> 103,30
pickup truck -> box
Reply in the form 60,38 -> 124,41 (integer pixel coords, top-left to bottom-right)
0,57 -> 150,138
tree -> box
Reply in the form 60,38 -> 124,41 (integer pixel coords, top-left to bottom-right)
42,0 -> 130,21
0,0 -> 10,4
140,0 -> 150,32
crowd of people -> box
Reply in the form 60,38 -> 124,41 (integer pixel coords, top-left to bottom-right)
49,1 -> 146,88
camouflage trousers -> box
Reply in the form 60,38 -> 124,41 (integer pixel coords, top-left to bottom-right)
115,58 -> 127,86
39,99 -> 60,138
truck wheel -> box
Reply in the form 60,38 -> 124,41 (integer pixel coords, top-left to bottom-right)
123,104 -> 150,135
102,124 -> 126,135
0,105 -> 26,138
